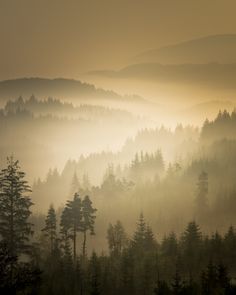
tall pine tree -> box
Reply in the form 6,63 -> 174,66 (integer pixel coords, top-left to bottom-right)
0,156 -> 33,257
81,195 -> 97,257
60,193 -> 83,262
42,205 -> 57,254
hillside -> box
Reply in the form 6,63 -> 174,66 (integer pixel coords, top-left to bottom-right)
134,34 -> 236,64
0,77 -> 144,105
90,62 -> 236,89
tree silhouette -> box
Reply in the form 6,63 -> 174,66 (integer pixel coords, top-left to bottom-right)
0,156 -> 33,287
60,193 -> 83,262
81,195 -> 97,257
181,221 -> 202,278
42,205 -> 57,254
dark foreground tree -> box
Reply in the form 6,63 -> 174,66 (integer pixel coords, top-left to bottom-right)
60,193 -> 83,262
42,205 -> 57,254
0,157 -> 41,294
0,156 -> 33,257
0,241 -> 41,295
81,195 -> 97,257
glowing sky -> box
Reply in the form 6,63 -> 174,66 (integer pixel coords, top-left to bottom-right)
1,0 -> 236,80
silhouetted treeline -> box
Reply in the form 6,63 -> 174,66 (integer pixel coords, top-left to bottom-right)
201,109 -> 236,143
32,134 -> 236,239
1,157 -> 236,294
0,97 -> 149,182
4,95 -> 137,120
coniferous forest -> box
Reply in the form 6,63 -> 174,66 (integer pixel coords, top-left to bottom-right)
2,1 -> 236,294
1,104 -> 236,294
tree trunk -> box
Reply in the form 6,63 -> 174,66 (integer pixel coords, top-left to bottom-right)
73,226 -> 77,263
83,230 -> 87,258
10,190 -> 14,287
50,231 -> 53,254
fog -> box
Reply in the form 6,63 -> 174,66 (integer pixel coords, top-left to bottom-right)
1,2 -> 236,293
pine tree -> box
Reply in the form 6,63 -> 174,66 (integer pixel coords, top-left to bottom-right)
181,221 -> 202,277
42,205 -> 57,254
0,156 -> 33,258
132,213 -> 146,252
144,225 -> 157,252
60,193 -> 83,262
81,195 -> 97,257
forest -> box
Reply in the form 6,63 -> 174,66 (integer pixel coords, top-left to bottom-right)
1,95 -> 236,294
2,1 -> 236,294
1,157 -> 236,294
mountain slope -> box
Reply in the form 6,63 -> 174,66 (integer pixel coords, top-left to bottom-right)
89,62 -> 236,89
134,34 -> 236,64
0,77 -> 144,104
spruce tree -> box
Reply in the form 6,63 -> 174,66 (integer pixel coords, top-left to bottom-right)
144,225 -> 157,252
81,195 -> 97,257
60,193 -> 83,262
181,221 -> 202,277
42,205 -> 57,254
132,213 -> 146,252
0,156 -> 33,257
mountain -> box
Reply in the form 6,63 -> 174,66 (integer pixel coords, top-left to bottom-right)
134,34 -> 236,64
0,77 -> 144,104
89,62 -> 236,89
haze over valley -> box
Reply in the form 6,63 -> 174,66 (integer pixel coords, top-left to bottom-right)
1,1 -> 236,294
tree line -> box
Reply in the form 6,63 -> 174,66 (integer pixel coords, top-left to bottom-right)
1,157 -> 236,294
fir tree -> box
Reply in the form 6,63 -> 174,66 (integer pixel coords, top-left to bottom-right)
81,195 -> 97,257
132,213 -> 146,252
42,205 -> 57,254
0,156 -> 33,258
60,193 -> 83,262
181,221 -> 202,277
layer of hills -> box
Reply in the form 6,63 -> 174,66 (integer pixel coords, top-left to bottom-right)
89,34 -> 236,90
134,34 -> 236,64
0,77 -> 144,105
89,62 -> 236,89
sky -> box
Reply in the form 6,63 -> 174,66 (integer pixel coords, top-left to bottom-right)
1,0 -> 236,80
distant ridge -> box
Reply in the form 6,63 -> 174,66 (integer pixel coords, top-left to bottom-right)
89,62 -> 236,89
0,77 -> 144,103
134,34 -> 236,64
